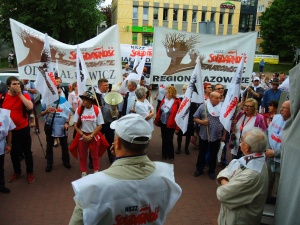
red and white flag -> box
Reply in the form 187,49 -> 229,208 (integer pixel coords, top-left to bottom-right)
220,54 -> 245,132
76,45 -> 89,95
175,60 -> 205,133
35,33 -> 58,105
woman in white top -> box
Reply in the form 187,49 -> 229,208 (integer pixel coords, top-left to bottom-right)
73,91 -> 104,177
68,82 -> 81,113
134,87 -> 155,131
68,82 -> 82,138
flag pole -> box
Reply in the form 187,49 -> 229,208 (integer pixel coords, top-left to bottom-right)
87,78 -> 100,108
203,101 -> 210,142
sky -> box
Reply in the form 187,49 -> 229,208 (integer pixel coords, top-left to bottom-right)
102,0 -> 112,6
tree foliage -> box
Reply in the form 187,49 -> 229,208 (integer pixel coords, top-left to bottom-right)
0,0 -> 104,45
260,0 -> 300,61
100,5 -> 112,27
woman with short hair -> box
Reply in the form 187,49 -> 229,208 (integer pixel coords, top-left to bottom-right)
231,98 -> 266,159
155,86 -> 181,160
134,86 -> 155,131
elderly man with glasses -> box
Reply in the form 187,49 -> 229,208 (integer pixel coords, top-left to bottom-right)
216,128 -> 268,225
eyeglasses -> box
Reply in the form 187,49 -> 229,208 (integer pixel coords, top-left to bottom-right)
243,105 -> 254,108
216,88 -> 224,90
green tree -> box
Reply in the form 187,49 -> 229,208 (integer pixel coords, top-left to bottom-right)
100,5 -> 112,27
0,0 -> 104,45
260,0 -> 300,61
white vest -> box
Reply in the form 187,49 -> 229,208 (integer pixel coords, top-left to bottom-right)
71,162 -> 182,225
268,114 -> 285,163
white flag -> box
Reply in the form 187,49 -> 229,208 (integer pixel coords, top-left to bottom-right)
135,56 -> 146,77
220,54 -> 245,132
175,60 -> 205,133
279,77 -> 289,92
119,72 -> 140,95
76,45 -> 89,95
35,33 -> 58,106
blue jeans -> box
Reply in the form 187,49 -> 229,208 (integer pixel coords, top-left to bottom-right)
196,138 -> 221,173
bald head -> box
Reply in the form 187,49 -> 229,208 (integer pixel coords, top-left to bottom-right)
209,91 -> 221,106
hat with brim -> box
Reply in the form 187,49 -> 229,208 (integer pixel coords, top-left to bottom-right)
79,91 -> 97,105
271,78 -> 280,85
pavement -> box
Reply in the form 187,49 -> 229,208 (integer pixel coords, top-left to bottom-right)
1,111 -> 222,225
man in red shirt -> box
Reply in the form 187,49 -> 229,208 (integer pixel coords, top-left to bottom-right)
2,76 -> 35,184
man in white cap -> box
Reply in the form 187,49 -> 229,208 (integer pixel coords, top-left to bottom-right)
242,76 -> 265,108
69,114 -> 182,225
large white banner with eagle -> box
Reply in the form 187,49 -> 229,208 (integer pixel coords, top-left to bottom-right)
151,26 -> 257,86
10,19 -> 122,85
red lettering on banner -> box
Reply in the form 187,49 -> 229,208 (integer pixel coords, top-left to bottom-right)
114,204 -> 159,225
68,46 -> 115,60
224,97 -> 238,118
208,53 -> 247,64
48,72 -> 57,86
0,122 -> 2,127
130,49 -> 152,57
177,97 -> 190,114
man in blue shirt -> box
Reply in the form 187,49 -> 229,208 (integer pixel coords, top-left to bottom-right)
261,78 -> 282,114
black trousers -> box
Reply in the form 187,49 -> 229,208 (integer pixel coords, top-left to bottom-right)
11,126 -> 33,174
46,135 -> 70,166
161,124 -> 175,159
196,138 -> 221,174
101,123 -> 115,163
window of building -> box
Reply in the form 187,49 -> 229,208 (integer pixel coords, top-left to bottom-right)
257,5 -> 265,12
256,44 -> 260,51
228,13 -> 233,24
201,11 -> 206,21
192,11 -> 197,22
183,10 -> 187,21
257,31 -> 261,38
219,13 -> 224,24
163,8 -> 168,20
133,6 -> 138,19
256,18 -> 260,25
211,12 -> 215,21
153,8 -> 158,20
173,9 -> 178,21
143,7 -> 148,20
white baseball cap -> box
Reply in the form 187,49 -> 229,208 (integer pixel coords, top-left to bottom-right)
110,114 -> 152,144
253,77 -> 260,81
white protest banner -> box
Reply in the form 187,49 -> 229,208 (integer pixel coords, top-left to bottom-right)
151,27 -> 256,86
120,44 -> 152,65
220,55 -> 245,132
35,34 -> 58,105
10,19 -> 122,85
175,60 -> 205,133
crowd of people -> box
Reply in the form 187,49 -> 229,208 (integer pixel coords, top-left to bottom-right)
0,66 -> 291,224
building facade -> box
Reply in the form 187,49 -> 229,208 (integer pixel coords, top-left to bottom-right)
112,0 -> 242,45
255,0 -> 273,52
